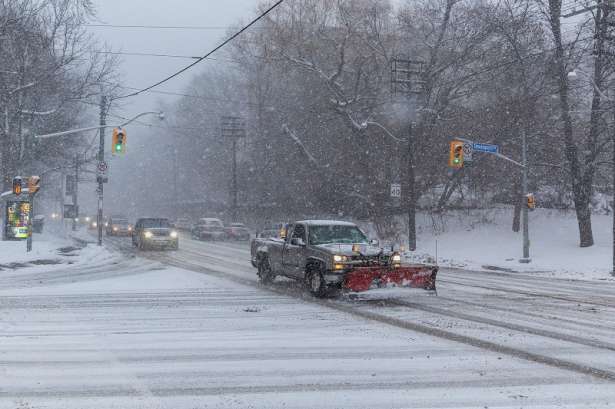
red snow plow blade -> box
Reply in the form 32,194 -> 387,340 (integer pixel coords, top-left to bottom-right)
342,265 -> 437,293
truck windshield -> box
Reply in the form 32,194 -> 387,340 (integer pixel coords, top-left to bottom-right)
308,225 -> 368,245
141,219 -> 170,228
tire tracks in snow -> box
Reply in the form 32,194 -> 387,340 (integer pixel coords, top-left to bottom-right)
133,246 -> 615,383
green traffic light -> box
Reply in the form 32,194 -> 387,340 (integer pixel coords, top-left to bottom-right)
453,158 -> 460,164
115,144 -> 121,151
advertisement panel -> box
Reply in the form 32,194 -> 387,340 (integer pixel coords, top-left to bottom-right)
5,200 -> 31,240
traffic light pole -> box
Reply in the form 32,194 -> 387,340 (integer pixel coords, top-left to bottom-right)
97,95 -> 107,246
407,122 -> 416,251
453,136 -> 530,262
520,129 -> 531,263
72,153 -> 79,231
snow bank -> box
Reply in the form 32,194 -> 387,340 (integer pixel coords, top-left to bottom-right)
405,208 -> 614,281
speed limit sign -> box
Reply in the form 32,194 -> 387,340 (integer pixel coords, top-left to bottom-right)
390,183 -> 401,198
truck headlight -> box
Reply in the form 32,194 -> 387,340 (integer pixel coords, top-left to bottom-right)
113,226 -> 118,231
144,231 -> 153,239
333,254 -> 347,263
170,231 -> 178,238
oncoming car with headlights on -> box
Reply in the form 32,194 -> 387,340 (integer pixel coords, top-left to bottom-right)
132,218 -> 178,250
106,216 -> 132,236
251,220 -> 437,297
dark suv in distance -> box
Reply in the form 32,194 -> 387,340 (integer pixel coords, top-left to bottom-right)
132,218 -> 178,250
191,218 -> 227,241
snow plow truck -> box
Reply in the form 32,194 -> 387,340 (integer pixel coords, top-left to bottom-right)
250,220 -> 437,297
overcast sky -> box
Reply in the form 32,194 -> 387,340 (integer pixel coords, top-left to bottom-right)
78,1 -> 261,214
88,0 -> 259,116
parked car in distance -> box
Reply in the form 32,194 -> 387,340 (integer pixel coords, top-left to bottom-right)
174,218 -> 192,231
191,218 -> 227,241
225,222 -> 251,241
106,216 -> 132,236
132,218 -> 178,250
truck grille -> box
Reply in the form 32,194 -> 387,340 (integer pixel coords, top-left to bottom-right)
348,254 -> 388,266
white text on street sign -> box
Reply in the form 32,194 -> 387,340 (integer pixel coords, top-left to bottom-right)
473,142 -> 499,154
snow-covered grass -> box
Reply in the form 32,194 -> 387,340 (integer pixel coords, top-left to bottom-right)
0,231 -> 72,266
405,207 -> 614,281
0,223 -> 117,276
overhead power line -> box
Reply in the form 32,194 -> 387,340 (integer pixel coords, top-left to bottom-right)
95,51 -> 201,60
93,51 -> 239,64
86,24 -> 250,30
114,0 -> 284,100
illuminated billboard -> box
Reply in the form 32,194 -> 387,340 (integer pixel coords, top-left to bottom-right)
5,200 -> 30,240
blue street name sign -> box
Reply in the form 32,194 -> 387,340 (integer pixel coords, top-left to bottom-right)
473,142 -> 499,154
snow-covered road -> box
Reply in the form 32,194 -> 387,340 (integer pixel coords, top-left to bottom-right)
1,232 -> 614,408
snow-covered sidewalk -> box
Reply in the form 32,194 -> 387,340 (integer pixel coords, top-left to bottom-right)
405,208 -> 615,281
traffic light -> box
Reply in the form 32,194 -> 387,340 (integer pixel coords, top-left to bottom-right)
449,140 -> 464,168
112,127 -> 126,154
12,177 -> 22,196
28,176 -> 40,194
526,193 -> 536,210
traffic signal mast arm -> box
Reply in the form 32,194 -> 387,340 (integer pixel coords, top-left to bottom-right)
451,137 -> 526,169
33,111 -> 163,139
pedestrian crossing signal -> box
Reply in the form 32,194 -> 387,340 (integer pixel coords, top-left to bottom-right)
12,177 -> 22,196
526,193 -> 535,210
28,176 -> 40,194
449,141 -> 464,168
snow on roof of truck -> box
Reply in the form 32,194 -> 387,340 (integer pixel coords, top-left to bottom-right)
296,220 -> 356,226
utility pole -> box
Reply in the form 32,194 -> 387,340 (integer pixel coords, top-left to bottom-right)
391,57 -> 424,251
97,95 -> 107,246
72,153 -> 79,231
221,116 -> 246,221
520,128 -> 530,263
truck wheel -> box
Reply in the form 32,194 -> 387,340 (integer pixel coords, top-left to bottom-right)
257,256 -> 275,284
307,269 -> 327,298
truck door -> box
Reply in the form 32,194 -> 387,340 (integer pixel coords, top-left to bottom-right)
282,224 -> 306,278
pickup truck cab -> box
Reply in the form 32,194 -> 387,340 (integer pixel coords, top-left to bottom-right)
251,220 -> 437,297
